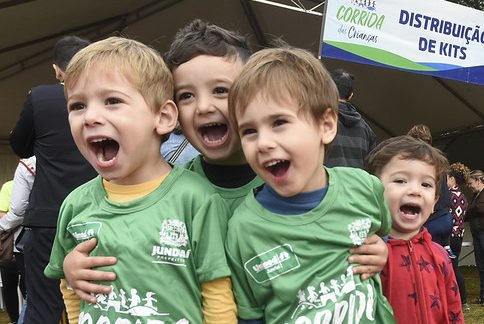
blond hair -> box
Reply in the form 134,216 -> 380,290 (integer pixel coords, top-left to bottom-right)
469,170 -> 484,184
228,47 -> 338,152
64,36 -> 173,111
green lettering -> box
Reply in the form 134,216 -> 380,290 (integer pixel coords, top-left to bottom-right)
351,9 -> 360,24
376,15 -> 385,30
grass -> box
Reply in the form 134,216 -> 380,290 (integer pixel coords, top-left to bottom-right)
461,266 -> 484,324
0,266 -> 482,323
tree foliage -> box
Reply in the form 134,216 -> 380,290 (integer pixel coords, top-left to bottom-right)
447,0 -> 484,10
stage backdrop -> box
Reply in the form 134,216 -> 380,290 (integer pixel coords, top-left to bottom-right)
320,0 -> 484,85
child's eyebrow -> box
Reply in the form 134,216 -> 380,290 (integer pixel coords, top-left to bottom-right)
237,120 -> 252,131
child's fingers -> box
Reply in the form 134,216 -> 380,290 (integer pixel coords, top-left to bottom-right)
75,238 -> 98,255
82,256 -> 117,270
74,288 -> 99,304
75,278 -> 113,295
352,264 -> 378,279
77,269 -> 116,283
348,253 -> 376,265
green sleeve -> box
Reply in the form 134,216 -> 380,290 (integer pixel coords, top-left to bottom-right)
0,181 -> 13,212
225,217 -> 264,320
44,200 -> 77,279
192,193 -> 231,283
371,176 -> 392,237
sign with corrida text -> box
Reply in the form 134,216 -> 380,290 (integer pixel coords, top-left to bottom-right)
320,0 -> 484,85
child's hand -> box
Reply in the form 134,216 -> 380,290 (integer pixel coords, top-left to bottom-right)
63,238 -> 117,303
348,234 -> 388,280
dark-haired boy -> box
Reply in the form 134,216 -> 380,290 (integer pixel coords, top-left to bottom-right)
366,135 -> 463,323
62,20 -> 389,321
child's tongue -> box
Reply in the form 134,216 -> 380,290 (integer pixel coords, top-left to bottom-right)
269,161 -> 290,177
97,140 -> 119,162
202,125 -> 227,142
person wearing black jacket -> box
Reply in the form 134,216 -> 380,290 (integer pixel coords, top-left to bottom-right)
325,69 -> 376,169
9,35 -> 96,324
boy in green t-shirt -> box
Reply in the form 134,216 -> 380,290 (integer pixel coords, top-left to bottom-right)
62,21 -> 388,317
226,47 -> 396,323
44,37 -> 236,323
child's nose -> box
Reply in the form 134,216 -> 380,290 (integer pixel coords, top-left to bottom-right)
196,95 -> 216,115
83,105 -> 104,126
257,131 -> 276,152
407,181 -> 422,196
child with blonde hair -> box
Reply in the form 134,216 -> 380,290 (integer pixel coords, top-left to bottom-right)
45,36 -> 235,323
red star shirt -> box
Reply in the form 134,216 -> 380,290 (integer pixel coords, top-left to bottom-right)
380,227 -> 463,324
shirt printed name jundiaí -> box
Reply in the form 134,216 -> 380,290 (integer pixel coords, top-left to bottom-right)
45,167 -> 231,324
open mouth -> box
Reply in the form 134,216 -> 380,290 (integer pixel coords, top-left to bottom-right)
199,123 -> 228,145
89,137 -> 119,163
265,160 -> 290,177
400,204 -> 421,216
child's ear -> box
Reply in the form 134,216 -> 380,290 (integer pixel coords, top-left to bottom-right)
434,194 -> 440,206
320,108 -> 338,145
155,100 -> 178,135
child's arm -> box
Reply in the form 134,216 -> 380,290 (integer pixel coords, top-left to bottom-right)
63,238 -> 117,303
348,234 -> 388,280
60,278 -> 80,323
201,277 -> 237,323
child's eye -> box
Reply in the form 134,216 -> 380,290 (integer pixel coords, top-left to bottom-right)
273,119 -> 287,127
177,92 -> 193,102
393,179 -> 405,184
68,103 -> 86,112
106,97 -> 122,105
241,128 -> 256,136
422,182 -> 433,188
214,87 -> 229,95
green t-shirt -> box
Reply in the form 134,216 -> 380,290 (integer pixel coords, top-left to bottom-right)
0,180 -> 13,212
184,155 -> 264,213
226,167 -> 396,324
45,166 -> 231,323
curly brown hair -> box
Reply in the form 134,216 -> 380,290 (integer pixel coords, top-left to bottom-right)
449,162 -> 470,187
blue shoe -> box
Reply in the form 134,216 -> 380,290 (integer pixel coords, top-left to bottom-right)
444,245 -> 456,259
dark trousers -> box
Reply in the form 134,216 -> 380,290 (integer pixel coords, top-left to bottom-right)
471,225 -> 484,299
450,236 -> 467,303
23,228 -> 64,324
0,252 -> 26,322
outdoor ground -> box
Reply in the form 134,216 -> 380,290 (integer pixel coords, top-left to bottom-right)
0,266 -> 482,323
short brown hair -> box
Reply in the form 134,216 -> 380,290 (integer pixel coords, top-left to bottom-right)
407,124 -> 432,145
65,36 -> 173,113
164,19 -> 252,71
365,135 -> 449,194
228,47 -> 339,152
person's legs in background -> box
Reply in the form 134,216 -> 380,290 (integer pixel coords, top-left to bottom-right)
450,235 -> 468,309
1,260 -> 20,323
23,228 -> 64,324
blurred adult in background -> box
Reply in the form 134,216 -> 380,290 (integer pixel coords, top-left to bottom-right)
325,68 -> 376,168
447,162 -> 470,310
0,156 -> 35,324
467,170 -> 484,305
9,36 -> 96,324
